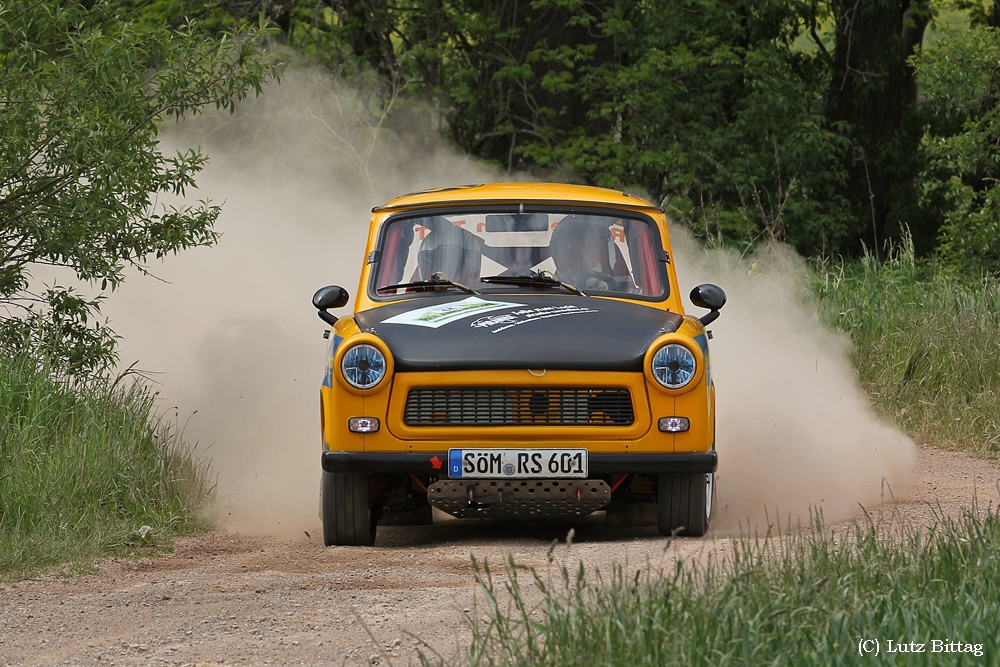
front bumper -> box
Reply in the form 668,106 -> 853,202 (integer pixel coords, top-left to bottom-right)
321,451 -> 717,475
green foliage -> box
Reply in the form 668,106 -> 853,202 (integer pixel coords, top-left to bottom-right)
259,0 -> 923,257
0,350 -> 212,575
913,26 -> 1000,275
122,0 -> 247,34
148,0 -> 1000,265
951,0 -> 1000,28
511,0 -> 854,256
151,0 -> 1000,265
814,240 -> 1000,456
454,509 -> 1000,666
937,182 -> 1000,274
443,0 -> 853,252
0,1 -> 274,373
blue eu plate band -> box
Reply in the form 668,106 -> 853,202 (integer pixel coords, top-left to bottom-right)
449,449 -> 464,478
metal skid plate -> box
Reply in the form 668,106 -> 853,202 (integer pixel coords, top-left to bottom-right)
428,479 -> 611,519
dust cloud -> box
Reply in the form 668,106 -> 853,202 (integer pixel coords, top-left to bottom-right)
670,232 -> 916,531
83,68 -> 911,538
95,69 -> 501,536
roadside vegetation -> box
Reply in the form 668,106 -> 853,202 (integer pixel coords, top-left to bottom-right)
0,351 -> 212,576
455,508 -> 1000,666
815,242 -> 1000,459
0,0 -> 271,575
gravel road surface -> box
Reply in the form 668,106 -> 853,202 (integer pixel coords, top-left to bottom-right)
2,445 -> 998,667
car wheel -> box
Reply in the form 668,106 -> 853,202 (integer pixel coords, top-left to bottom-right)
656,472 -> 712,537
321,471 -> 376,546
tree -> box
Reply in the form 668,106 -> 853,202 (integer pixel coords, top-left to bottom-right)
0,1 -> 274,373
823,0 -> 931,254
506,0 -> 853,255
204,0 -> 997,262
310,0 -> 855,253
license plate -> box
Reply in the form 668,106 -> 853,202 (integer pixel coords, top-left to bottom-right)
447,449 -> 588,479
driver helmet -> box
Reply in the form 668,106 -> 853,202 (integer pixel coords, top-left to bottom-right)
415,218 -> 482,287
550,215 -> 615,283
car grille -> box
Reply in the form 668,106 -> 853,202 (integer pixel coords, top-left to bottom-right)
403,387 -> 634,426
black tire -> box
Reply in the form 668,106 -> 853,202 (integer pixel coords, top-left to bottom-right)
657,472 -> 713,537
321,471 -> 376,546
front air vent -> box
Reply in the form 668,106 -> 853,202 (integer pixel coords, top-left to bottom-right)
403,387 -> 634,426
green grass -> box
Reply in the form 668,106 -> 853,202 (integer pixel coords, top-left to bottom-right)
454,509 -> 1000,666
814,239 -> 1000,457
0,351 -> 211,575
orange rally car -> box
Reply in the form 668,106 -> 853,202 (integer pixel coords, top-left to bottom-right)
312,183 -> 726,545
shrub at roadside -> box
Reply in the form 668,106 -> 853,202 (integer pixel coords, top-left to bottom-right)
0,1 -> 273,374
457,509 -> 1000,666
814,239 -> 1000,457
0,351 -> 211,574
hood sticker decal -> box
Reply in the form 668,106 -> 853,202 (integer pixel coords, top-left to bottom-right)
381,296 -> 522,328
471,304 -> 599,333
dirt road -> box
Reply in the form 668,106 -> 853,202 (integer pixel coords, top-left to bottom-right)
2,445 -> 999,667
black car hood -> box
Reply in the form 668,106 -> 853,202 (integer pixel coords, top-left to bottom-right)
354,294 -> 682,372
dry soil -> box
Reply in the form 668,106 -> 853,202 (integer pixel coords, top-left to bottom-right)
2,445 -> 999,667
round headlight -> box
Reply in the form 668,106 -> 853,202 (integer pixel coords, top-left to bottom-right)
651,343 -> 697,389
341,344 -> 386,390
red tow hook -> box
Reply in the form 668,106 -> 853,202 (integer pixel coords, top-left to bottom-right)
409,473 -> 428,494
609,474 -> 630,494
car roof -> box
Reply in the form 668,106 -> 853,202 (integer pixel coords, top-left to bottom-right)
374,182 -> 659,211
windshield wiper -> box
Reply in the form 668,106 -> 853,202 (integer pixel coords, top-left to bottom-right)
481,271 -> 587,297
377,271 -> 480,296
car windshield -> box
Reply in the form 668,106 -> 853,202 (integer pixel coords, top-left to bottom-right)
372,211 -> 667,299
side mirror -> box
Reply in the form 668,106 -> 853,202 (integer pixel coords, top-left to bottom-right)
313,285 -> 350,326
690,284 -> 726,326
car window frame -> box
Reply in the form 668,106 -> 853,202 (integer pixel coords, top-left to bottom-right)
366,204 -> 672,304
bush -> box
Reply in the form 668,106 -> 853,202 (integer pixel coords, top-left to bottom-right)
914,25 -> 1000,274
